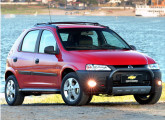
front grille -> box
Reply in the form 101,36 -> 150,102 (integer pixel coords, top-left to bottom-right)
112,65 -> 146,69
112,71 -> 151,87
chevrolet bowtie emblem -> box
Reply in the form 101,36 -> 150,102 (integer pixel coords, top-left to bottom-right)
128,75 -> 136,80
128,65 -> 133,69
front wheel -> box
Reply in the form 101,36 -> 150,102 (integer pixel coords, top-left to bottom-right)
86,95 -> 93,104
134,85 -> 162,104
61,72 -> 90,106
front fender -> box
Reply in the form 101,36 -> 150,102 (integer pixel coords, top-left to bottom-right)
60,64 -> 78,75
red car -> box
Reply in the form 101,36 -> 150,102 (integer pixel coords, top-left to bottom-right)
5,22 -> 162,106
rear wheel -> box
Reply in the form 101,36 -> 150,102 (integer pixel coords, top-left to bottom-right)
61,72 -> 90,106
134,85 -> 162,104
5,75 -> 24,106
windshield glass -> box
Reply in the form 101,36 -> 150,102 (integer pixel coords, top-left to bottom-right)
58,28 -> 130,50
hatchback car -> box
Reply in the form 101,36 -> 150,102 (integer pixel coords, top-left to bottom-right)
5,22 -> 162,106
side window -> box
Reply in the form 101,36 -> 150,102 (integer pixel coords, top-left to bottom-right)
21,30 -> 39,52
39,30 -> 56,53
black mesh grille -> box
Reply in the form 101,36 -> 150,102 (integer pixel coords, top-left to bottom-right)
112,65 -> 146,69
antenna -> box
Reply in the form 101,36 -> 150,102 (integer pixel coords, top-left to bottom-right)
48,2 -> 52,22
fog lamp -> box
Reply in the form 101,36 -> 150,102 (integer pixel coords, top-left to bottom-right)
88,80 -> 97,88
157,80 -> 162,86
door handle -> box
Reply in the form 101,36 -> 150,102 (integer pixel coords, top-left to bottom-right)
13,57 -> 17,62
35,58 -> 39,64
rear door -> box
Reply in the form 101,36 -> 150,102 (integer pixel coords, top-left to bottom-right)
13,30 -> 40,88
31,30 -> 59,88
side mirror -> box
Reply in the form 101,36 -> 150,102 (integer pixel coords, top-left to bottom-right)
130,45 -> 136,50
44,46 -> 56,54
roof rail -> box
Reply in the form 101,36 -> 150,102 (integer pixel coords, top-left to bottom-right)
47,22 -> 100,26
34,22 -> 109,28
35,23 -> 49,25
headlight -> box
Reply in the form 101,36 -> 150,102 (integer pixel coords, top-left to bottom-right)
147,64 -> 160,70
86,64 -> 111,71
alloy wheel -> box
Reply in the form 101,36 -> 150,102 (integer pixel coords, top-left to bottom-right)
6,80 -> 15,102
63,78 -> 80,102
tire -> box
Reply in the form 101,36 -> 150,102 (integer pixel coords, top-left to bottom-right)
61,72 -> 90,106
5,75 -> 24,106
86,95 -> 93,104
134,85 -> 162,105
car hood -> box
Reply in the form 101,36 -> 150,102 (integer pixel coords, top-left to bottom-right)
67,50 -> 155,65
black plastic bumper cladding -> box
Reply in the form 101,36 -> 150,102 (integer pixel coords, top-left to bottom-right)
76,69 -> 161,95
150,70 -> 162,93
76,71 -> 110,94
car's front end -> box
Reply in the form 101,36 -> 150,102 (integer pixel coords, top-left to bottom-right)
76,64 -> 162,96
57,23 -> 162,105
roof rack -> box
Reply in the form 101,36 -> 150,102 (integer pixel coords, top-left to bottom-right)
48,22 -> 100,25
34,22 -> 109,28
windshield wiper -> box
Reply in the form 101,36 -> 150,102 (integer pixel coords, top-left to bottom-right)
99,44 -> 120,50
66,45 -> 130,50
65,46 -> 100,50
121,48 -> 131,50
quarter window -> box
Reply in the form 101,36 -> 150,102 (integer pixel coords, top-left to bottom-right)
39,30 -> 56,53
21,30 -> 39,52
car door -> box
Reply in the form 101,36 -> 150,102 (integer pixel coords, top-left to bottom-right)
13,30 -> 40,88
31,30 -> 59,88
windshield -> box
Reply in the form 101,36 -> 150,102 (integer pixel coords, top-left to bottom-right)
58,28 -> 131,50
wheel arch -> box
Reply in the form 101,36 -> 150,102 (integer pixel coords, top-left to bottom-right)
5,68 -> 16,81
61,68 -> 75,80
61,64 -> 78,80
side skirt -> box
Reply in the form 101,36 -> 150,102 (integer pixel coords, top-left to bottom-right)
19,88 -> 61,93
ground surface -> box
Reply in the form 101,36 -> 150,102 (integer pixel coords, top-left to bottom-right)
1,102 -> 165,120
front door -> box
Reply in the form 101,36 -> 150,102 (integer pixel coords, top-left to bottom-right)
32,30 -> 59,88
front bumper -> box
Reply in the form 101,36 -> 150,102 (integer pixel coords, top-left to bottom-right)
76,68 -> 161,95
